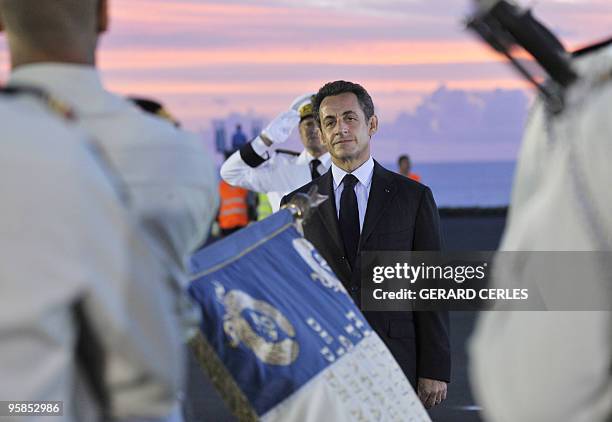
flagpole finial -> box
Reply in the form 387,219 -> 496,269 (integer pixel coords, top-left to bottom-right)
283,186 -> 328,226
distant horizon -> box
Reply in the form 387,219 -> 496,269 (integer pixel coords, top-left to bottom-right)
382,158 -> 517,166
209,158 -> 517,206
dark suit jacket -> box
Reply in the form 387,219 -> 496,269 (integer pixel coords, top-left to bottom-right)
282,161 -> 450,386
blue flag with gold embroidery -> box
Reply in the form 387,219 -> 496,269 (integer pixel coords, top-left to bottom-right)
189,210 -> 429,421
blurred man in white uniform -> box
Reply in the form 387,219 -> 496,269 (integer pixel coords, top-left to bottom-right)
0,0 -> 218,287
221,94 -> 331,212
467,2 -> 612,420
0,87 -> 184,421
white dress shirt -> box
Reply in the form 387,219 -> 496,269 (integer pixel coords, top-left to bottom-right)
0,95 -> 183,421
220,135 -> 331,212
331,156 -> 375,232
9,63 -> 218,279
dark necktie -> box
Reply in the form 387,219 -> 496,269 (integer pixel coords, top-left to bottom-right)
339,174 -> 360,268
309,159 -> 322,180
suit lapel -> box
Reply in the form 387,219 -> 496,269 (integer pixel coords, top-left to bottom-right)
313,170 -> 345,255
360,161 -> 397,248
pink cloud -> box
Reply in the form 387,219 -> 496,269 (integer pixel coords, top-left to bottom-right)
97,41 -> 502,70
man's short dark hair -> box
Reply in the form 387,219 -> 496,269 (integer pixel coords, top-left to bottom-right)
312,80 -> 375,126
398,154 -> 409,166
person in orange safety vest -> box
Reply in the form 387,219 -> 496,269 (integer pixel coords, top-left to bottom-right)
398,154 -> 421,182
217,180 -> 251,237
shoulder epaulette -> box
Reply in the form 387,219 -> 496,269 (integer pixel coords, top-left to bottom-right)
274,148 -> 300,157
0,85 -> 75,120
572,36 -> 612,58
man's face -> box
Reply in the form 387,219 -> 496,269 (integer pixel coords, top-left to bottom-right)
299,117 -> 324,154
318,92 -> 377,166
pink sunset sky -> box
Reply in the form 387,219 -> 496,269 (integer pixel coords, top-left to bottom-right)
1,0 -> 611,162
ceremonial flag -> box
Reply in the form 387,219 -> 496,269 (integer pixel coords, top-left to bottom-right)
189,209 -> 430,421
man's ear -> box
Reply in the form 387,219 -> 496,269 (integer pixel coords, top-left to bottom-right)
97,0 -> 109,33
368,115 -> 378,137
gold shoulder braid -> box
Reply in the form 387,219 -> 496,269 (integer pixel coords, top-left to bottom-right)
189,332 -> 259,422
1,84 -> 76,120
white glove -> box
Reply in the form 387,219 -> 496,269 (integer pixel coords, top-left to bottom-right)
261,93 -> 314,144
261,109 -> 299,145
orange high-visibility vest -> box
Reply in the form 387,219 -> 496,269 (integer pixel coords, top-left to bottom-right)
409,172 -> 421,182
218,180 -> 249,229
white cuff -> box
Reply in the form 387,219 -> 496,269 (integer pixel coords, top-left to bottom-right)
251,136 -> 272,159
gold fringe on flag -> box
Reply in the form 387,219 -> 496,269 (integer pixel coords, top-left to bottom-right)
189,331 -> 259,422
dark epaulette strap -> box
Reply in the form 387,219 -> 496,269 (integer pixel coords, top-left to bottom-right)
274,148 -> 300,157
572,36 -> 612,58
1,84 -> 75,120
239,141 -> 268,168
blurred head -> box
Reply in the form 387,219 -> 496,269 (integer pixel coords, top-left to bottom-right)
0,0 -> 109,68
398,154 -> 411,175
298,116 -> 325,157
313,80 -> 377,171
236,124 -> 242,132
297,98 -> 325,157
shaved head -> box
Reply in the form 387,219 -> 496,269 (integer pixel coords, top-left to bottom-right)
0,0 -> 108,67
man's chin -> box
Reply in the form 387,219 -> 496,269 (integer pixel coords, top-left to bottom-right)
331,152 -> 354,161
303,138 -> 319,147
332,145 -> 354,156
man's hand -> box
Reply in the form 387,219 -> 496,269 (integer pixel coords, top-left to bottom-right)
417,377 -> 447,409
260,93 -> 314,145
260,110 -> 299,145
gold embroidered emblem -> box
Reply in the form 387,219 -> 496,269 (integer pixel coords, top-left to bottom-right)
214,283 -> 299,366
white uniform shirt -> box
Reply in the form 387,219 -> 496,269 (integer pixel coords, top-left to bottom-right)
0,95 -> 183,421
469,45 -> 612,422
220,136 -> 331,212
9,64 -> 218,279
331,156 -> 375,232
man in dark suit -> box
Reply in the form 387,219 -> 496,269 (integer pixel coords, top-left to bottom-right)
282,80 -> 450,409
